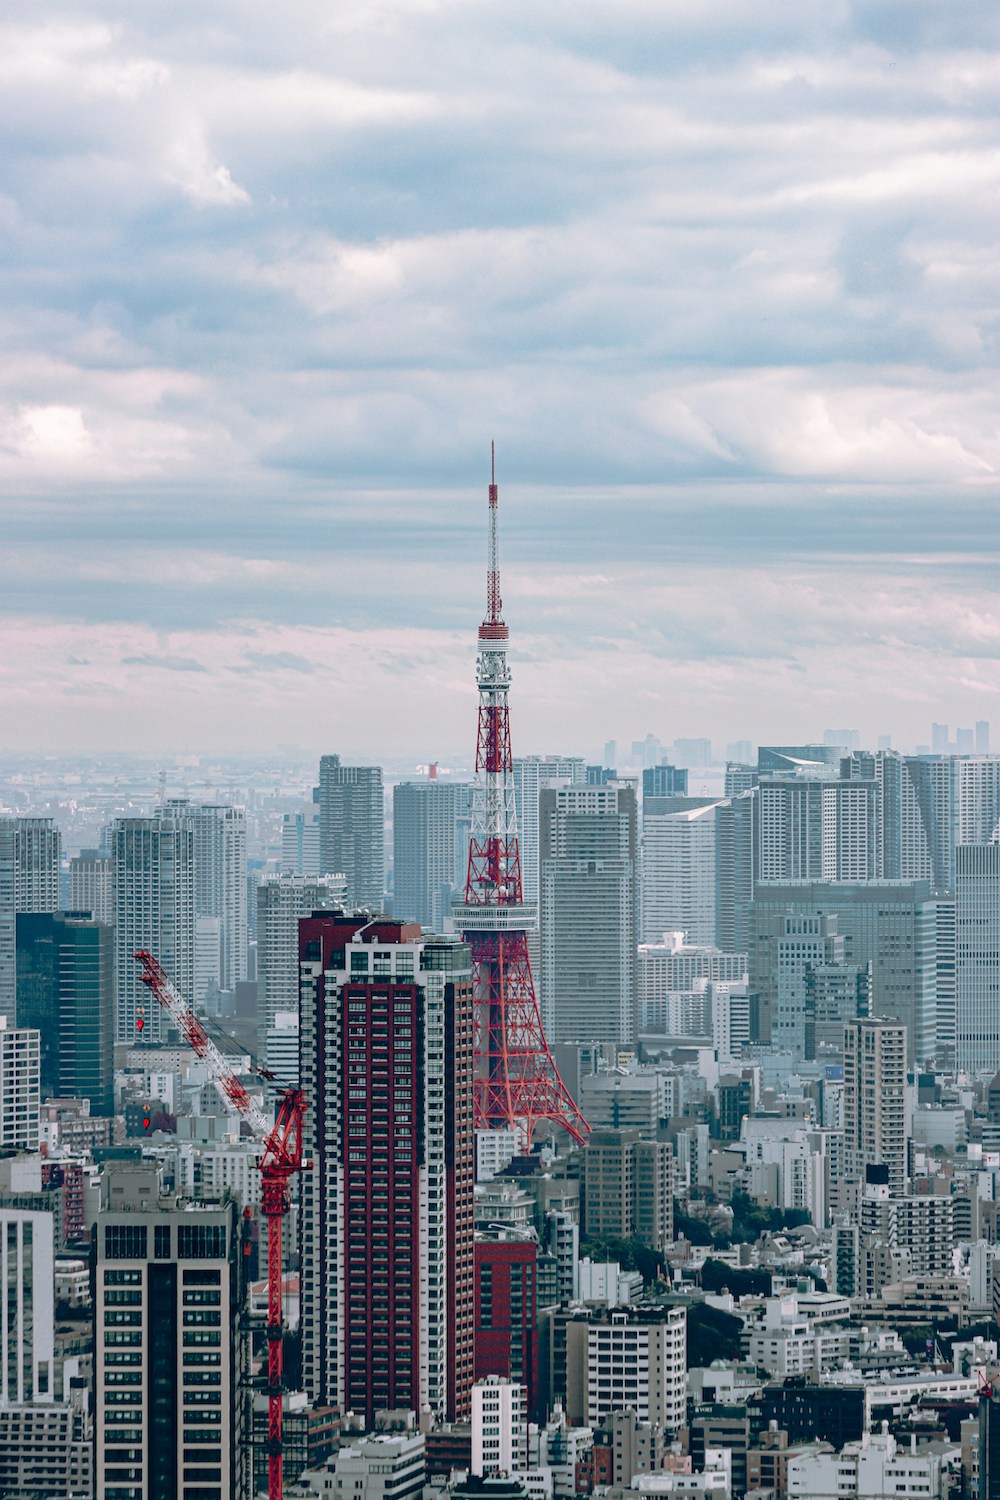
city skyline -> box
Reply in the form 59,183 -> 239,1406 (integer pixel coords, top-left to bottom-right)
0,3 -> 997,756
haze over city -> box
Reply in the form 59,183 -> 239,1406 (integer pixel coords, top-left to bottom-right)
2,0 -> 998,757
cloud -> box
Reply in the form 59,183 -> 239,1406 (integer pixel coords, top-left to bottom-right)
0,0 -> 995,753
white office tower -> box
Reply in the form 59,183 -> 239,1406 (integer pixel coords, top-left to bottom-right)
473,1376 -> 528,1476
0,817 -> 61,915
0,1200 -> 91,1498
95,1160 -> 250,1500
392,779 -> 473,931
0,1201 -> 55,1403
256,874 -> 346,1031
113,815 -> 195,1044
0,1019 -> 39,1149
513,756 -> 588,903
641,798 -> 723,945
712,982 -> 751,1059
68,847 -> 112,923
476,1127 -> 520,1183
565,1305 -> 687,1432
264,1011 -> 299,1091
194,916 -> 222,1008
281,799 -> 321,876
843,1018 -> 908,1198
539,782 -> 638,1044
956,843 -> 1000,1074
0,817 -> 61,1023
163,801 -> 248,993
329,1431 -> 426,1500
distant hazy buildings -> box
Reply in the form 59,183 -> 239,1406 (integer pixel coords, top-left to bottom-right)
68,849 -> 112,925
281,795 -> 321,876
392,779 -> 472,931
539,782 -> 638,1044
318,754 -> 385,910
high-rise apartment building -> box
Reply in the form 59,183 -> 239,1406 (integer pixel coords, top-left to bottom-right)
0,817 -> 61,1024
842,1018 -> 908,1198
318,754 -> 385,909
163,801 -> 248,993
956,843 -> 1000,1074
7,817 -> 61,914
756,781 -> 881,883
298,914 -> 474,1423
392,780 -> 472,931
255,874 -> 346,1032
0,1019 -> 40,1150
565,1305 -> 687,1432
472,1376 -> 528,1477
68,848 -> 113,924
113,814 -> 195,1045
95,1160 -> 250,1500
539,782 -> 638,1044
16,912 -> 114,1114
513,756 -> 588,905
474,1237 -> 539,1418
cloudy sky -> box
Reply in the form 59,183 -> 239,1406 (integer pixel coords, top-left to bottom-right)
2,0 -> 997,761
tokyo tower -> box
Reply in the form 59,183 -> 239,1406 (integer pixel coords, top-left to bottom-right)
454,449 -> 589,1148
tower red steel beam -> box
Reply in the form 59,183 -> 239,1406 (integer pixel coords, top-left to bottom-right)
133,949 -> 307,1500
454,449 -> 589,1149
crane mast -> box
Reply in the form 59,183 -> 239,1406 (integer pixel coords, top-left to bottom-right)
133,949 -> 307,1500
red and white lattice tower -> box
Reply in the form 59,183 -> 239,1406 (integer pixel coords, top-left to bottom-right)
455,449 -> 589,1149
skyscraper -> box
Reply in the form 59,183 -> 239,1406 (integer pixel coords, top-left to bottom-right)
113,814 -> 195,1044
539,783 -> 638,1044
256,874 -> 346,1033
842,1017 -> 908,1198
0,818 -> 61,1024
318,755 -> 385,909
95,1160 -> 250,1500
750,880 -> 937,1063
298,914 -> 474,1423
16,912 -> 114,1114
956,843 -> 1000,1075
641,796 -> 723,946
163,801 -> 248,993
68,848 -> 112,925
392,779 -> 472,931
512,756 -> 588,905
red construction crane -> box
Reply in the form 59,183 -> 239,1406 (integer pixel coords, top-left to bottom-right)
133,949 -> 307,1500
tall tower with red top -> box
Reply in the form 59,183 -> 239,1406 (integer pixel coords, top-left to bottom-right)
454,450 -> 589,1148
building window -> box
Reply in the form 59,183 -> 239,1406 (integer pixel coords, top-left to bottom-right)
104,1226 -> 148,1260
154,1225 -> 171,1260
177,1225 -> 226,1259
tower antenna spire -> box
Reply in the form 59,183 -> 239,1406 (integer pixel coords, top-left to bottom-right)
454,455 -> 589,1149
